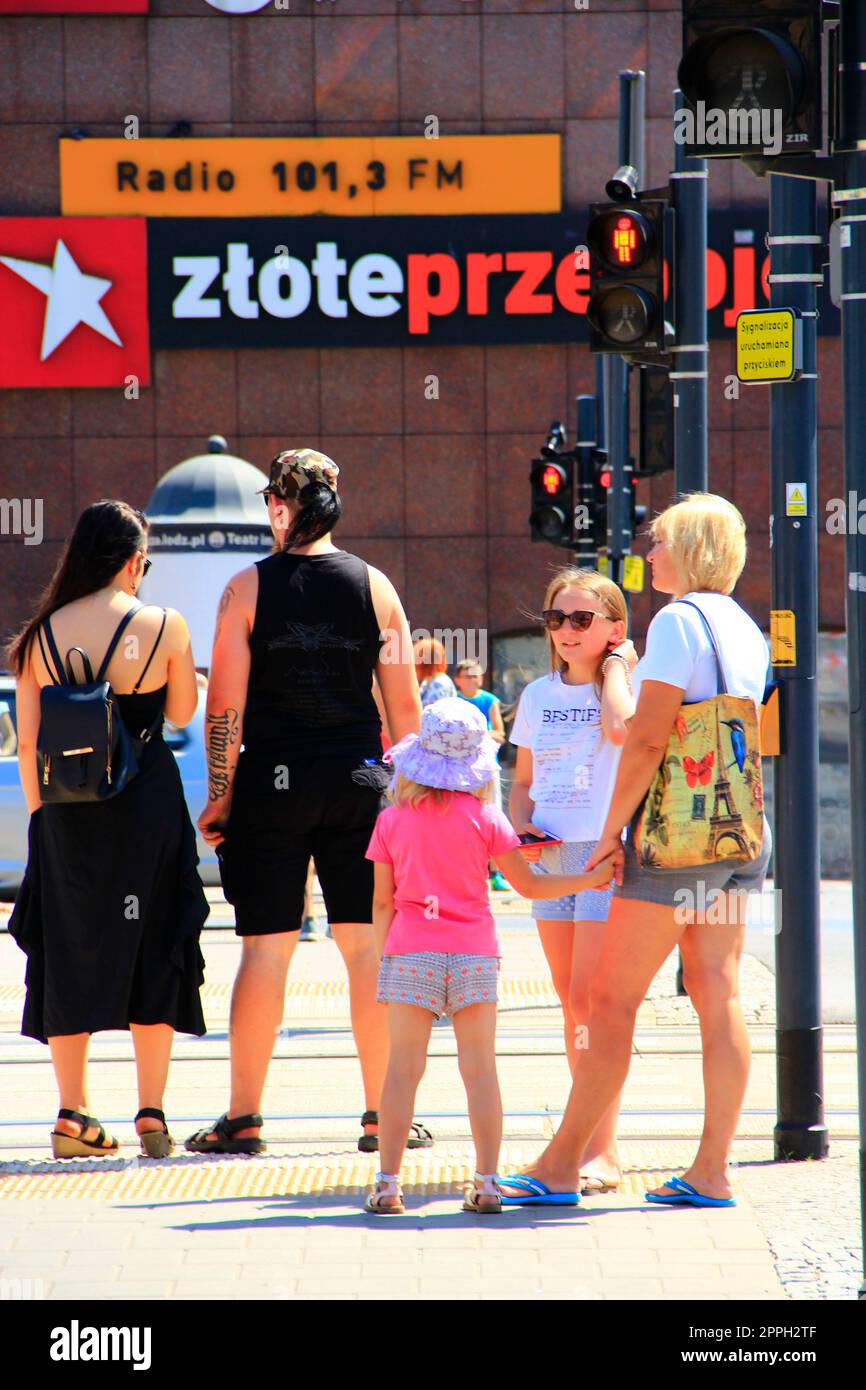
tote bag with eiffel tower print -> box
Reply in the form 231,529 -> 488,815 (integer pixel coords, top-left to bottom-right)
633,600 -> 764,871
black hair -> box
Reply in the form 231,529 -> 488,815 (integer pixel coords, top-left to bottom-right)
7,499 -> 148,675
279,480 -> 342,551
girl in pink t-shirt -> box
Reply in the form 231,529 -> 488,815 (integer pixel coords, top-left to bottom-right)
363,697 -> 616,1216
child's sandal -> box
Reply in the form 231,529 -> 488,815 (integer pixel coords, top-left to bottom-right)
463,1173 -> 503,1214
365,1175 -> 404,1215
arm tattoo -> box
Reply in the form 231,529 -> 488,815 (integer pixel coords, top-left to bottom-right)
214,585 -> 235,643
206,707 -> 240,802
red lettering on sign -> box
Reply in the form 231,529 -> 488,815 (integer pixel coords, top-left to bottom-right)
466,252 -> 503,314
406,253 -> 461,334
706,248 -> 727,311
504,252 -> 553,314
554,252 -> 589,314
724,244 -> 756,327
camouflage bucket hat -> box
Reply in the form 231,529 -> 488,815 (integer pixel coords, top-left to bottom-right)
258,448 -> 340,501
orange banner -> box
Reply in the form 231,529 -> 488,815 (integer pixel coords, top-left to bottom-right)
60,135 -> 561,218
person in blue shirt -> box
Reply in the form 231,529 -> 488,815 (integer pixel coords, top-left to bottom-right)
453,659 -> 509,891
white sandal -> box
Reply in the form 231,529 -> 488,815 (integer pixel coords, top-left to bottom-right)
463,1171 -> 503,1214
365,1172 -> 404,1215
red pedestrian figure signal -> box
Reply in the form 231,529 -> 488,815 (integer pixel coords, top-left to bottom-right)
542,464 -> 562,494
612,218 -> 637,265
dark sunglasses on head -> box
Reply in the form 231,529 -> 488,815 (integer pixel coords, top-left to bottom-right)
541,608 -> 611,632
141,558 -> 152,577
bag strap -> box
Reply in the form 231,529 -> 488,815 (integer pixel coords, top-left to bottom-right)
63,647 -> 95,685
95,602 -> 143,684
132,609 -> 167,695
671,599 -> 728,697
37,622 -> 65,687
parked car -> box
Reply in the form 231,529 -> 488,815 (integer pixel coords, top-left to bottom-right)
0,674 -> 219,899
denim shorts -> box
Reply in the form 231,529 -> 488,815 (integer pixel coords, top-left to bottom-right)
530,840 -> 614,924
612,814 -> 773,909
377,952 -> 499,1019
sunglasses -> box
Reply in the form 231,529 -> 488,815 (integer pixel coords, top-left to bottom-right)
541,608 -> 612,632
141,557 -> 152,577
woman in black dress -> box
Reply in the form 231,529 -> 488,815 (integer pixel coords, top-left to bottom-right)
8,500 -> 208,1158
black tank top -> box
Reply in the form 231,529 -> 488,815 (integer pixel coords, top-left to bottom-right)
244,549 -> 383,757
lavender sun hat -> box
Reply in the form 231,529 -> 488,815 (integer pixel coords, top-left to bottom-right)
384,697 -> 500,793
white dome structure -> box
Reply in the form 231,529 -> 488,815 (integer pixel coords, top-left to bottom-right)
139,436 -> 272,669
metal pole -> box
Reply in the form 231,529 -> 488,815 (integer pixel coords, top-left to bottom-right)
575,395 -> 597,569
607,70 -> 645,584
671,87 -> 708,495
835,0 -> 866,1289
768,174 -> 827,1163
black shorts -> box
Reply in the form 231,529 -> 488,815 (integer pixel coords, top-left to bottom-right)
216,749 -> 391,936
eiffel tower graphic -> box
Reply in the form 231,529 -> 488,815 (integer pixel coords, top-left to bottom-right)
705,717 -> 748,859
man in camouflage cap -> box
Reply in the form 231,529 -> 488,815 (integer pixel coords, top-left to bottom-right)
257,448 -> 340,501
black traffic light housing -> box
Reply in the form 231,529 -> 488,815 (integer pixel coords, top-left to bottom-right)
529,422 -> 574,547
637,366 -> 676,477
678,1 -> 825,158
586,198 -> 668,355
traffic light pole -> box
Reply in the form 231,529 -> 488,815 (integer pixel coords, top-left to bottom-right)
606,70 -> 646,584
768,173 -> 828,1164
671,88 -> 708,495
575,394 -> 598,569
836,0 -> 866,1288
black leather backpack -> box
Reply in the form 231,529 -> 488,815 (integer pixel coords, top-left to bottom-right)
35,602 -> 167,804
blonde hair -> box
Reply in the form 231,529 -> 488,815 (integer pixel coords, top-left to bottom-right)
389,772 -> 493,812
540,567 -> 628,696
649,492 -> 747,595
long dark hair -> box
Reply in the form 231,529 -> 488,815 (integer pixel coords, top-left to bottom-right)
7,499 -> 148,675
279,481 -> 342,551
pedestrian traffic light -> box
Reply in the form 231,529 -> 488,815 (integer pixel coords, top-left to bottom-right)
529,424 -> 574,546
678,1 -> 826,158
586,199 -> 667,355
591,451 -> 611,552
637,367 -> 675,477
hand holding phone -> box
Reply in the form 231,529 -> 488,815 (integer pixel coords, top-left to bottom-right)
516,825 -> 562,862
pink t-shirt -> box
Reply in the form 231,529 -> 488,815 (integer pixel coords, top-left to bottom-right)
365,793 -> 521,956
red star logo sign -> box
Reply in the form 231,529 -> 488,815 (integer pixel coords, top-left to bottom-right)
0,218 -> 150,387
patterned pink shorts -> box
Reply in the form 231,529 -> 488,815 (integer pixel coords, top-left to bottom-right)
377,952 -> 500,1019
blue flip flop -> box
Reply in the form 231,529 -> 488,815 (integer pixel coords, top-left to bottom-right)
645,1175 -> 736,1208
499,1174 -> 580,1206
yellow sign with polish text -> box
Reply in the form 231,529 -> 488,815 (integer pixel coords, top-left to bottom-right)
622,555 -> 645,592
770,609 -> 797,667
59,136 -> 562,218
735,308 -> 801,384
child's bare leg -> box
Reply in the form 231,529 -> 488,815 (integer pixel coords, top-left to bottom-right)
452,1001 -> 501,1175
378,1002 -> 435,1190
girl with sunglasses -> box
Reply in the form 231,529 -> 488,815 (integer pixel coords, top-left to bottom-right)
508,567 -> 636,1196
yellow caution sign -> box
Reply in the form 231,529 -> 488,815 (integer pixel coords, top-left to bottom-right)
785,482 -> 807,516
597,556 -> 610,577
736,309 -> 801,384
622,555 -> 645,592
770,609 -> 797,667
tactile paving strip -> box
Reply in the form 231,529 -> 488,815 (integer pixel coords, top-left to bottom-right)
0,978 -> 564,1017
0,1149 -> 688,1202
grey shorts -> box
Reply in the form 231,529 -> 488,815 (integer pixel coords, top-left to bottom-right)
377,952 -> 499,1019
530,840 -> 614,924
612,814 -> 773,910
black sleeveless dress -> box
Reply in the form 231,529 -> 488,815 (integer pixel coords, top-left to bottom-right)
9,686 -> 208,1043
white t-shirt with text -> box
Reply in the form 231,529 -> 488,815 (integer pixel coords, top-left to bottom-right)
509,672 -> 623,842
631,593 -> 769,706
